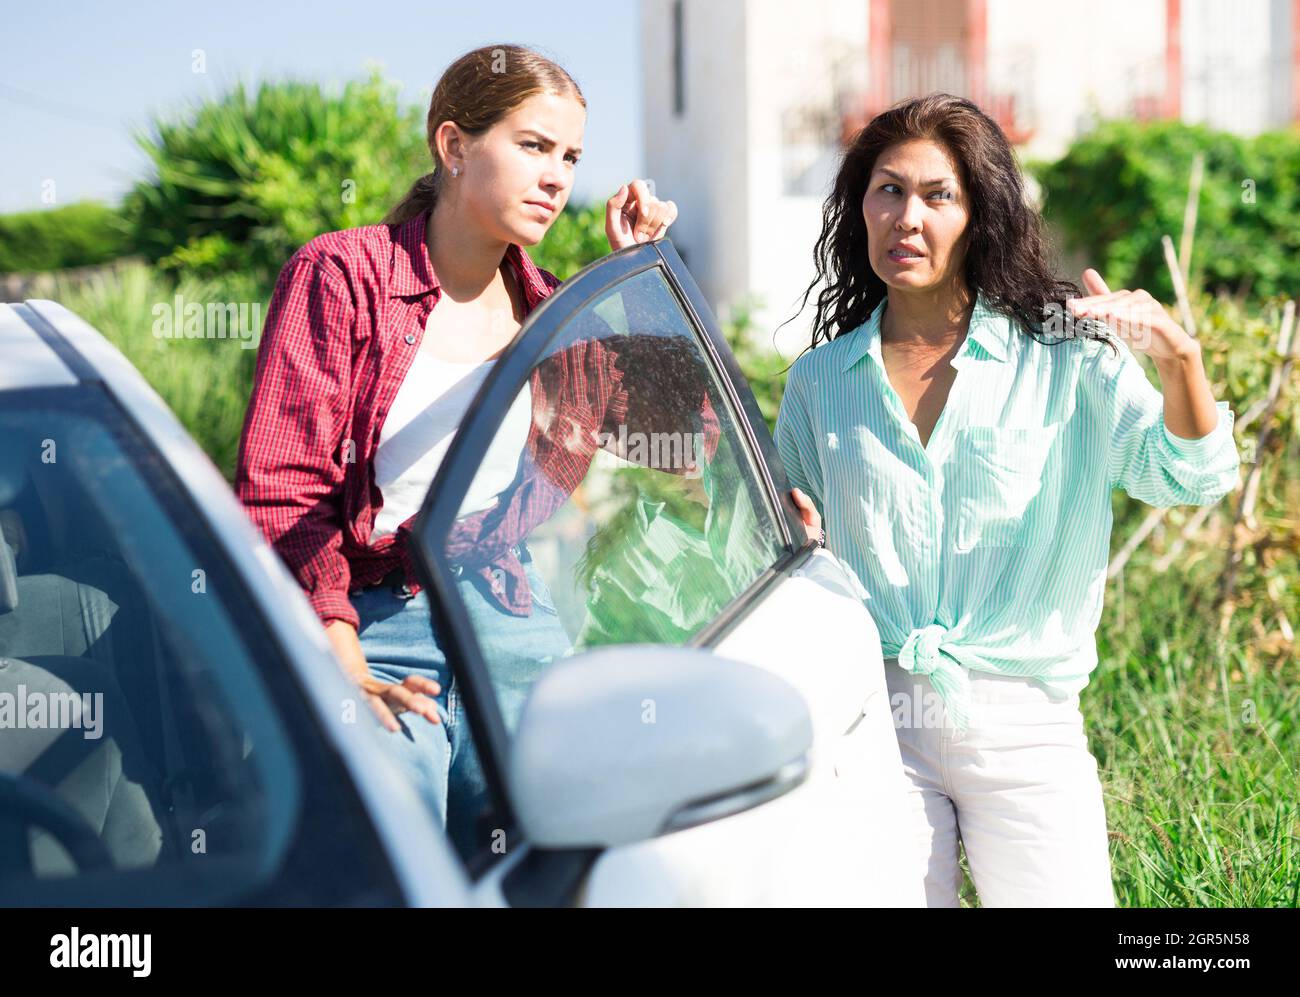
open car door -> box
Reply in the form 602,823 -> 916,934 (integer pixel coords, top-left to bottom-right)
409,240 -> 923,906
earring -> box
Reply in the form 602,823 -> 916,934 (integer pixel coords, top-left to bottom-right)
451,166 -> 460,177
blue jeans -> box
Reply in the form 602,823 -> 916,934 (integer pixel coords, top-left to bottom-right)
349,556 -> 571,860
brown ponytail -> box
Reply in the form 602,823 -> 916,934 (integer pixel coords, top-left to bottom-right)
383,44 -> 586,226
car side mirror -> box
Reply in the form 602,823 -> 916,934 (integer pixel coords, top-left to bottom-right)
508,645 -> 813,849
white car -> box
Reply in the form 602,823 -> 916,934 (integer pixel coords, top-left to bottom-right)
0,240 -> 923,907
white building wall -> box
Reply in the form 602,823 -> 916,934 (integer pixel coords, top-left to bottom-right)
1269,0 -> 1296,123
1182,0 -> 1285,134
987,0 -> 1166,161
643,0 -> 872,359
744,0 -> 870,357
641,0 -> 752,328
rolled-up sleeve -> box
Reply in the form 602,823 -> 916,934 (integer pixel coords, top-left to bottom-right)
235,250 -> 359,629
1092,337 -> 1240,508
773,363 -> 825,513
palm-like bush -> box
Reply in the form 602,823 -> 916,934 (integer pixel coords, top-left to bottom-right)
123,69 -> 428,284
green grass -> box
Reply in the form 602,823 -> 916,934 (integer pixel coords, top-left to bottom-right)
50,261 -> 267,481
1091,548 -> 1298,907
953,541 -> 1298,908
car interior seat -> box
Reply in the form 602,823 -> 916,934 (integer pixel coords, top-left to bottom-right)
0,452 -> 172,878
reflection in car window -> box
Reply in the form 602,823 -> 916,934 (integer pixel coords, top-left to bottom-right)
0,400 -> 298,901
437,267 -> 786,740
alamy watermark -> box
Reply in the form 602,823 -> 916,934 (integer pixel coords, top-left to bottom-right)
596,425 -> 708,478
1042,301 -> 1156,350
0,685 -> 103,740
152,294 -> 262,349
891,685 -> 949,729
50,928 -> 150,976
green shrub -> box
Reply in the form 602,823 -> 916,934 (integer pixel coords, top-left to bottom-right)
1032,121 -> 1300,303
720,296 -> 788,436
0,201 -> 131,273
525,202 -> 609,280
122,65 -> 625,292
123,70 -> 428,285
1107,288 -> 1300,556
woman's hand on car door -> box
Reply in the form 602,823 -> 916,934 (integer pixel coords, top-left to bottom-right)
790,487 -> 823,545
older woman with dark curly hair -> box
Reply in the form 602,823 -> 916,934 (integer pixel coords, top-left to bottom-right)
773,92 -> 1240,907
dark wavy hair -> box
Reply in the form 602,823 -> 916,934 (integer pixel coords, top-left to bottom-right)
783,92 -> 1116,359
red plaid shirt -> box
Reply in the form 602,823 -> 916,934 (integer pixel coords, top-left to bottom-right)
236,207 -> 718,631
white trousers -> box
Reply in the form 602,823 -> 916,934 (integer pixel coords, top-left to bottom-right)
884,658 -> 1116,908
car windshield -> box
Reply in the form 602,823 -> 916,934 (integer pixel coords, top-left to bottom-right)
424,264 -> 789,737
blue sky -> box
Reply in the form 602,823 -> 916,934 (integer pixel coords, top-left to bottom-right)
0,0 -> 641,214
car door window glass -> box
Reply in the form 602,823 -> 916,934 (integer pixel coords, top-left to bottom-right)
434,266 -> 787,736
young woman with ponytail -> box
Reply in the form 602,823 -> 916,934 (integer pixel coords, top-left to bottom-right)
235,44 -> 679,859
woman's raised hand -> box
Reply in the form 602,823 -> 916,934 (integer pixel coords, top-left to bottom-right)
606,179 -> 679,250
1066,267 -> 1199,364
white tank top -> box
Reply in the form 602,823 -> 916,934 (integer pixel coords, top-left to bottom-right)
371,344 -> 533,541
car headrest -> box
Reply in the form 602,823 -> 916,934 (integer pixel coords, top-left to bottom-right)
0,538 -> 16,614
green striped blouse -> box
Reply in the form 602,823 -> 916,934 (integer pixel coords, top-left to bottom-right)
773,291 -> 1240,729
